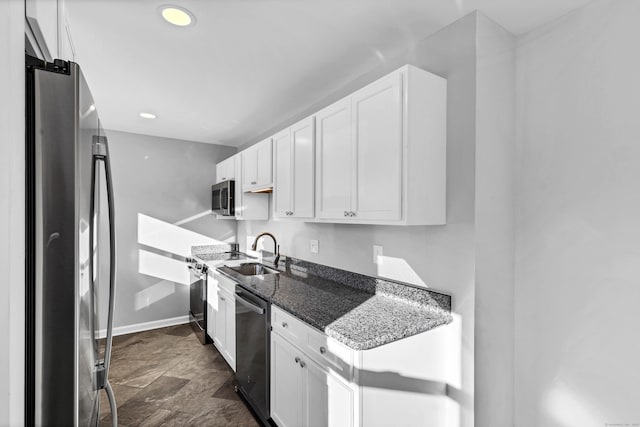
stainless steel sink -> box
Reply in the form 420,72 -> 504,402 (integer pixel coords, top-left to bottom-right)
228,262 -> 279,276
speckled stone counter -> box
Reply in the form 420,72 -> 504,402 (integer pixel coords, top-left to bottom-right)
211,255 -> 453,351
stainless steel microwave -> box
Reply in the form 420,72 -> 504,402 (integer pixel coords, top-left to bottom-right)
212,180 -> 235,216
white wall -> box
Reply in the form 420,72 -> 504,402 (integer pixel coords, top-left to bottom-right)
0,0 -> 25,424
474,13 -> 516,427
238,14 -> 478,427
514,1 -> 640,425
104,130 -> 237,330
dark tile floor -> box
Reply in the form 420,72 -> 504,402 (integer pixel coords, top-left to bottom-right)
99,324 -> 260,427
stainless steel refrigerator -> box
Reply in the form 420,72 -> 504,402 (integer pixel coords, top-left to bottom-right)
25,56 -> 118,426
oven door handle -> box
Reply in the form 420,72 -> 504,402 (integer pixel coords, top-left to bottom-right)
235,291 -> 265,315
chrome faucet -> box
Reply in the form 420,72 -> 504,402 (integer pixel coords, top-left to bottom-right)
251,232 -> 280,268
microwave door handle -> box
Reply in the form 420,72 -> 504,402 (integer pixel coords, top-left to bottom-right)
221,188 -> 228,210
212,188 -> 221,212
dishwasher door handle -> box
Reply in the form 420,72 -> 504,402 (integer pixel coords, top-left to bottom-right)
235,292 -> 265,315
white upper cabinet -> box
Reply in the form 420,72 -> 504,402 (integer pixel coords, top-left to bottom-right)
234,154 -> 269,220
215,156 -> 235,183
315,65 -> 446,225
273,128 -> 292,217
352,72 -> 403,221
274,117 -> 315,219
315,99 -> 353,220
242,138 -> 273,191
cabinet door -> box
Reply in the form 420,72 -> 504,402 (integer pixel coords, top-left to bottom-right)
316,99 -> 353,220
305,358 -> 328,427
224,294 -> 236,371
206,277 -> 217,341
305,359 -> 354,427
216,158 -> 233,183
271,334 -> 304,427
242,146 -> 258,189
352,72 -> 403,221
273,129 -> 292,218
214,292 -> 227,350
234,155 -> 244,219
256,138 -> 273,187
291,117 -> 315,218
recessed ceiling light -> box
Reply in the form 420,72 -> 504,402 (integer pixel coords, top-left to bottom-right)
140,112 -> 156,119
159,5 -> 196,27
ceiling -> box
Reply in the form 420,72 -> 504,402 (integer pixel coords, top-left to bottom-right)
65,0 -> 593,147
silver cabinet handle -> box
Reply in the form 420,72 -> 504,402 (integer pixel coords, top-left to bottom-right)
320,346 -> 326,354
222,177 -> 226,180
344,211 -> 348,217
350,211 -> 356,217
295,357 -> 300,364
220,296 -> 226,301
299,361 -> 306,368
282,322 -> 288,328
251,181 -> 257,185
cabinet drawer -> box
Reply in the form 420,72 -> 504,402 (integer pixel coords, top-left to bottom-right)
272,305 -> 304,346
216,271 -> 237,295
303,326 -> 353,380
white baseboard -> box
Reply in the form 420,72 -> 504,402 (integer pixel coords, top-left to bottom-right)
97,315 -> 190,339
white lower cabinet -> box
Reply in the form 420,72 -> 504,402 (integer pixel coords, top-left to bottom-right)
271,332 -> 354,427
271,308 -> 355,427
270,305 -> 458,427
271,333 -> 304,427
211,272 -> 236,371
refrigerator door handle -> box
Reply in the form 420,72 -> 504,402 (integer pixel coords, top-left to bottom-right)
92,135 -> 118,427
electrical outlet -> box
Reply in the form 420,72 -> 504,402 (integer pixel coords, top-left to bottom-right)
373,245 -> 383,264
310,240 -> 319,254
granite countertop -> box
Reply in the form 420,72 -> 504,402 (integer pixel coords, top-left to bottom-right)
210,255 -> 453,351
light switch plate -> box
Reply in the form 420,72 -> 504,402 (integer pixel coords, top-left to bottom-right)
310,240 -> 319,254
373,245 -> 383,264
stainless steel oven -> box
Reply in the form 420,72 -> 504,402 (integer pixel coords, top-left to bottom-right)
212,180 -> 235,216
188,258 -> 210,344
235,286 -> 271,425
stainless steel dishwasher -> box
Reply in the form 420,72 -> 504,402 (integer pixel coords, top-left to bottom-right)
234,286 -> 271,425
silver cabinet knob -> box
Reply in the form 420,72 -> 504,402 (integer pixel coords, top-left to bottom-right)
282,322 -> 288,328
295,357 -> 300,364
299,361 -> 306,368
319,346 -> 326,354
